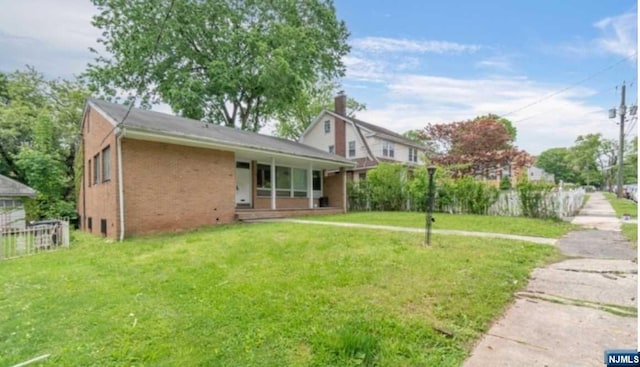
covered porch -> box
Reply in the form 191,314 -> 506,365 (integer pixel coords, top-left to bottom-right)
234,149 -> 352,221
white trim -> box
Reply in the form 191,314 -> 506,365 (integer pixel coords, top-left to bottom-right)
307,163 -> 313,209
270,158 -> 276,210
87,100 -> 120,128
117,134 -> 125,241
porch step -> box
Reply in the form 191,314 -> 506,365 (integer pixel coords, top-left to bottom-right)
235,208 -> 343,222
235,211 -> 285,221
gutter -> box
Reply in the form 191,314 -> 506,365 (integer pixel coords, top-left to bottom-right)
117,133 -> 125,241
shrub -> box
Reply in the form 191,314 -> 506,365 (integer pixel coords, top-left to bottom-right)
516,180 -> 557,218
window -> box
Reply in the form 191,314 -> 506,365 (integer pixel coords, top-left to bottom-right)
293,168 -> 307,197
312,170 -> 322,191
257,164 -> 271,196
382,141 -> 395,158
275,166 -> 289,190
324,120 -> 331,133
408,148 -> 418,163
93,154 -> 100,184
88,159 -> 92,187
257,164 -> 317,197
102,146 -> 111,181
100,219 -> 107,237
328,145 -> 335,154
348,140 -> 356,157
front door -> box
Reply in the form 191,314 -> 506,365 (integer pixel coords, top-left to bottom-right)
236,161 -> 252,207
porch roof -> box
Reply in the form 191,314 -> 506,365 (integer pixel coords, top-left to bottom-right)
88,99 -> 355,170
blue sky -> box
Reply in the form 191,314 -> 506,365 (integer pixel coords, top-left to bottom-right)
0,0 -> 637,154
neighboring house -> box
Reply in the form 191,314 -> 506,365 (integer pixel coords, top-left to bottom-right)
469,149 -> 536,188
78,99 -> 354,240
527,166 -> 555,184
0,174 -> 37,229
299,94 -> 426,181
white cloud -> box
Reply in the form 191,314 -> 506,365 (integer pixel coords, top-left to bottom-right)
0,0 -> 99,51
350,73 -> 612,155
0,0 -> 100,77
594,12 -> 638,58
352,36 -> 481,54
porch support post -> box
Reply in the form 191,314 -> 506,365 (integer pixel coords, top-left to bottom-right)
308,163 -> 313,209
341,167 -> 347,213
270,158 -> 276,210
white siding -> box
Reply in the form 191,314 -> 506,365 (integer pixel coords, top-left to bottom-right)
345,123 -> 366,159
368,136 -> 421,165
300,113 -> 335,153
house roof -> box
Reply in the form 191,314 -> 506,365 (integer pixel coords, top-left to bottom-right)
88,99 -> 354,167
0,174 -> 37,198
321,110 -> 425,150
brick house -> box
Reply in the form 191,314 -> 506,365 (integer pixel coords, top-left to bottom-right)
299,94 -> 426,181
78,99 -> 354,240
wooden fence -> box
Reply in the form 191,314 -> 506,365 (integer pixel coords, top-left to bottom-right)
1,220 -> 69,260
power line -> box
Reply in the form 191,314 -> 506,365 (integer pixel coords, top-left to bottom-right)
98,0 -> 176,146
501,52 -> 637,118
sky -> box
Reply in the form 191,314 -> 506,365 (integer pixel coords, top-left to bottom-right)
0,0 -> 637,155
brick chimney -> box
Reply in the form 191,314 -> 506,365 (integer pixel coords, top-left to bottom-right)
334,92 -> 346,157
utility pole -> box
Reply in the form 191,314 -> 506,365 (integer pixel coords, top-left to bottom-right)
617,82 -> 626,199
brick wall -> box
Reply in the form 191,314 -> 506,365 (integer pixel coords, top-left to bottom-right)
121,139 -> 235,236
323,168 -> 346,212
78,107 -> 120,239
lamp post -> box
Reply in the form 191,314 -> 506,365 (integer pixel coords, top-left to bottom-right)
425,165 -> 436,246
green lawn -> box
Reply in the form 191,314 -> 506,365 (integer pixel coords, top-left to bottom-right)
1,223 -> 560,366
305,212 -> 576,238
603,192 -> 638,218
622,223 -> 638,246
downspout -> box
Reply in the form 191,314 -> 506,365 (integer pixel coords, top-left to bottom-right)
117,133 -> 125,241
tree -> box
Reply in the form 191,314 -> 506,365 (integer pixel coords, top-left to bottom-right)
420,115 -> 526,176
274,81 -> 365,140
474,114 -> 517,144
87,0 -> 350,132
568,134 -> 604,187
0,67 -> 89,219
625,137 -> 638,184
536,147 -> 579,184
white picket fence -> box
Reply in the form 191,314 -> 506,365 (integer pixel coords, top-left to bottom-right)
0,221 -> 69,260
487,188 -> 585,218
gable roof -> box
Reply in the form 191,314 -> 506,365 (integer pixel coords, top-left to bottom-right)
316,110 -> 425,150
0,174 -> 37,198
88,99 -> 354,167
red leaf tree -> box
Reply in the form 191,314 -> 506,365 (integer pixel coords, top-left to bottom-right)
420,115 -> 533,178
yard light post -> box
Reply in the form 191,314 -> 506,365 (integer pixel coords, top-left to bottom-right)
425,165 -> 436,246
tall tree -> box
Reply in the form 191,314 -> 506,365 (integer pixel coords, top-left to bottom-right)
0,67 -> 89,218
568,133 -> 604,187
420,115 -> 525,174
473,114 -> 517,144
87,0 -> 350,132
535,147 -> 579,184
274,80 -> 365,140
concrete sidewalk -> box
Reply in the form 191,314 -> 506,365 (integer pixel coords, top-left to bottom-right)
463,192 -> 638,366
254,218 -> 557,245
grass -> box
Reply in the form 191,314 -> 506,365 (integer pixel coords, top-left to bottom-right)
622,223 -> 638,247
601,193 -> 638,245
603,192 -> 638,218
0,223 -> 560,366
305,211 -> 577,238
